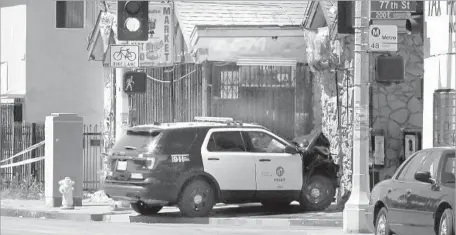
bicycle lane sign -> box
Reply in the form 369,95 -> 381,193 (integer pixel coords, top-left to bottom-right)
110,45 -> 140,68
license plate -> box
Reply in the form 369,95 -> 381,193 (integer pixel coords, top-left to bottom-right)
117,161 -> 127,171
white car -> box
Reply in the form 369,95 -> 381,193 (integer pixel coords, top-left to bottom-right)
103,117 -> 340,217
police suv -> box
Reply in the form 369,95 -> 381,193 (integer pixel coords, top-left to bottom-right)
103,117 -> 338,217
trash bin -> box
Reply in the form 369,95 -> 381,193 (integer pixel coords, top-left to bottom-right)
433,89 -> 456,147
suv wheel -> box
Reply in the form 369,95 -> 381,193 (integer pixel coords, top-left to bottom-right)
178,178 -> 215,217
299,174 -> 335,211
130,201 -> 163,215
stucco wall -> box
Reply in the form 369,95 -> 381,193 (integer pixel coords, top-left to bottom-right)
311,33 -> 424,194
311,35 -> 355,196
1,5 -> 26,96
370,34 -> 424,179
24,0 -> 104,124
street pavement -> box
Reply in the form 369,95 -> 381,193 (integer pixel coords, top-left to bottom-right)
0,199 -> 343,227
0,217 -> 369,235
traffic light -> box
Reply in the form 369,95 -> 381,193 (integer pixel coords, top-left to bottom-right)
406,15 -> 423,35
117,1 -> 149,41
337,1 -> 355,34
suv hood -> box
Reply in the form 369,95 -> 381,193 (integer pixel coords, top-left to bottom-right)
292,128 -> 330,155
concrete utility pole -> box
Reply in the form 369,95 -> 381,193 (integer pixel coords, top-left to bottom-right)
0,3 -> 3,160
343,0 -> 371,233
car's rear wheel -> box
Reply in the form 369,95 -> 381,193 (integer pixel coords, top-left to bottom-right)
439,208 -> 455,235
130,201 -> 163,215
375,207 -> 392,235
299,174 -> 335,211
178,178 -> 215,217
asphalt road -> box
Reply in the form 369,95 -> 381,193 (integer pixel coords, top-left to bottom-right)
0,217 -> 351,235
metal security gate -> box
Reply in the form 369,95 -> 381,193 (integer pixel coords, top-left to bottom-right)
211,63 -> 312,140
129,63 -> 203,125
83,124 -> 103,191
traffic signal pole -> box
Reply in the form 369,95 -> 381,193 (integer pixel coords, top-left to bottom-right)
343,0 -> 371,233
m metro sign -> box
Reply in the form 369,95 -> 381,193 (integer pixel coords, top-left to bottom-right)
369,25 -> 398,52
370,1 -> 417,19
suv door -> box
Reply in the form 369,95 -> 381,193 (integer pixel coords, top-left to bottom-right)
201,129 -> 256,201
243,129 -> 302,199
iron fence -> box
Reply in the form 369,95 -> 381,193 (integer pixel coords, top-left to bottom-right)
129,63 -> 203,125
0,122 -> 104,192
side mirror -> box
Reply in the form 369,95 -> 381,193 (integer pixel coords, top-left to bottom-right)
414,171 -> 433,183
284,145 -> 299,154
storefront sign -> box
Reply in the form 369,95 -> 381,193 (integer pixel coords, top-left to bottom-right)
129,3 -> 174,67
425,1 -> 456,56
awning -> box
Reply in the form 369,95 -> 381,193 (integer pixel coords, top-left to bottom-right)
191,27 -> 307,63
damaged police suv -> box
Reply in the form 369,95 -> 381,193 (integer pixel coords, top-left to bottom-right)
103,117 -> 339,217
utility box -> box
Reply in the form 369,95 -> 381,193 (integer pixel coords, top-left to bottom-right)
433,89 -> 456,147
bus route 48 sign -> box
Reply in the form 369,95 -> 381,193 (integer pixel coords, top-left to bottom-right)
369,25 -> 398,52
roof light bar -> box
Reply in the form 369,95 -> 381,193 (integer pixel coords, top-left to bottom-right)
194,116 -> 234,123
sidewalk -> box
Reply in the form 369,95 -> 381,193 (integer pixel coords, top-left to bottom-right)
0,196 -> 344,228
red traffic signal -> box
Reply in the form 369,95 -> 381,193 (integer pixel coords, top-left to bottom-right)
117,1 -> 149,41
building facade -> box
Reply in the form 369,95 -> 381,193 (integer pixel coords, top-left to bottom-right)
1,0 -> 105,125
303,1 -> 425,197
88,0 -> 313,144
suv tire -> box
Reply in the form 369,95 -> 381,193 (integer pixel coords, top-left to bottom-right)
178,178 -> 215,217
299,174 -> 335,211
130,201 -> 163,215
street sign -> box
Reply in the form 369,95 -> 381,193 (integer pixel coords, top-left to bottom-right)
123,71 -> 146,93
370,1 -> 417,12
369,25 -> 398,52
371,11 -> 411,20
370,1 -> 416,20
110,45 -> 140,68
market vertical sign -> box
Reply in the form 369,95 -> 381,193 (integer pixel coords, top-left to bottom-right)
129,3 -> 174,67
425,1 -> 456,56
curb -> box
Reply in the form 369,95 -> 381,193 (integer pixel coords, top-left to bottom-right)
0,208 -> 343,228
129,216 -> 343,227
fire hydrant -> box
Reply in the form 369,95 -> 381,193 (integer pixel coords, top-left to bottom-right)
59,177 -> 75,209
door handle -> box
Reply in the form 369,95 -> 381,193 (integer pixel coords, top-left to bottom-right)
387,188 -> 392,193
259,159 -> 271,162
208,158 -> 219,161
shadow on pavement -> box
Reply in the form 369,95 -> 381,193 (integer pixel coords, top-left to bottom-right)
129,204 -> 343,224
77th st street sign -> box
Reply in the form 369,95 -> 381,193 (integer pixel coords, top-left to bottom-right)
369,25 -> 398,52
370,1 -> 416,19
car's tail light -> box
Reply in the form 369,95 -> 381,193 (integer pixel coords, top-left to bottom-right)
139,153 -> 156,170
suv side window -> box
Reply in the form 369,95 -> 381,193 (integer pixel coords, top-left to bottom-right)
207,131 -> 246,152
398,151 -> 428,181
162,129 -> 198,154
245,131 -> 286,153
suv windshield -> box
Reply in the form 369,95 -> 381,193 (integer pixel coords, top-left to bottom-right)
112,129 -> 162,151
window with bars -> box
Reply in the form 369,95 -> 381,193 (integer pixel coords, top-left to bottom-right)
220,70 -> 239,99
56,1 -> 85,29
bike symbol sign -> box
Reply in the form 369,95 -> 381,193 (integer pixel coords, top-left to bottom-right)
110,45 -> 139,68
